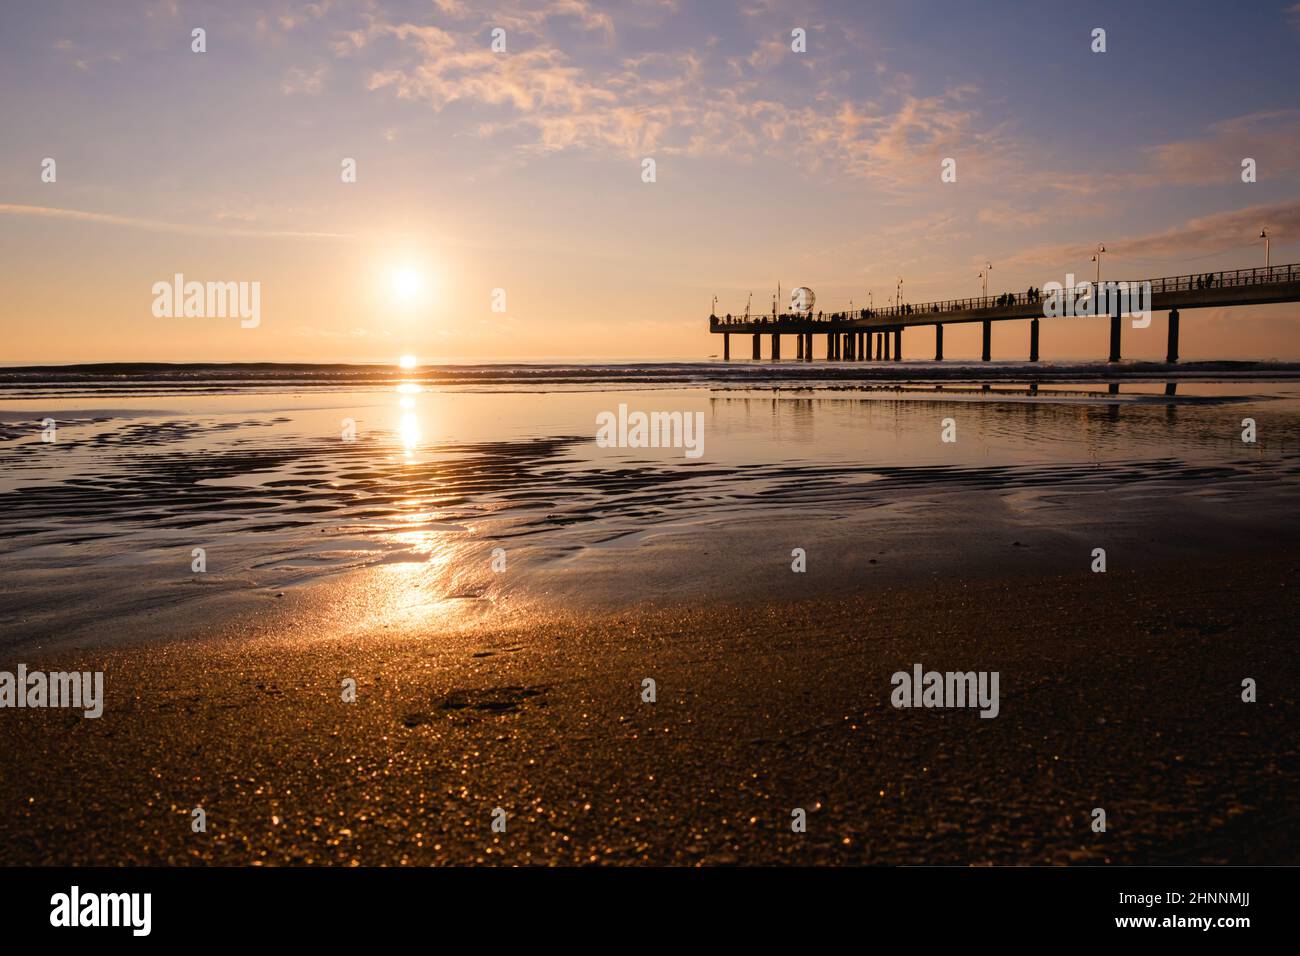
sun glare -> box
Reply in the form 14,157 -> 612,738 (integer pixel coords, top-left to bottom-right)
398,354 -> 418,369
391,267 -> 423,302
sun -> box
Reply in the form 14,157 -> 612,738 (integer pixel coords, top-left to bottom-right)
391,267 -> 423,303
398,354 -> 418,370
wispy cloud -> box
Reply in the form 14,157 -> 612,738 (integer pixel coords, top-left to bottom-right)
51,36 -> 124,72
0,203 -> 352,241
1140,110 -> 1300,187
339,7 -> 1002,189
1028,110 -> 1300,199
1002,200 -> 1300,272
282,64 -> 326,94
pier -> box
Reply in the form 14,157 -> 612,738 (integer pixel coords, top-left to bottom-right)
711,263 -> 1300,362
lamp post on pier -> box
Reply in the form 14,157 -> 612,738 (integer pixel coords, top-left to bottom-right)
1091,243 -> 1105,286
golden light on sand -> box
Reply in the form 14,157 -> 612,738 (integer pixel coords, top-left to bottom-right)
398,354 -> 418,370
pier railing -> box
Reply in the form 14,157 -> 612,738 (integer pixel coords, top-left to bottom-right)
710,262 -> 1300,327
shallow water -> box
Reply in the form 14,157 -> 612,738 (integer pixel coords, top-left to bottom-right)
2,368 -> 1299,642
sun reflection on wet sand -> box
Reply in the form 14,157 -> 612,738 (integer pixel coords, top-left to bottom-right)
290,559 -> 498,639
374,385 -> 508,628
399,412 -> 421,455
395,381 -> 425,458
359,539 -> 506,634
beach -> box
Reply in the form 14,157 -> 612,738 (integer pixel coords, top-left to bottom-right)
0,552 -> 1295,866
1,363 -> 1298,865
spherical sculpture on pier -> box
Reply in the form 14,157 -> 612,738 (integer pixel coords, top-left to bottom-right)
790,286 -> 815,314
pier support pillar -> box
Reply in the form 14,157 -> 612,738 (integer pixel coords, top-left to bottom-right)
982,319 -> 992,361
723,333 -> 730,361
883,331 -> 891,360
828,332 -> 837,360
772,333 -> 781,361
876,333 -> 883,360
1029,318 -> 1040,362
1166,309 -> 1180,364
752,333 -> 761,360
894,328 -> 902,361
796,333 -> 804,360
806,333 -> 814,361
934,323 -> 944,361
848,332 -> 857,360
1108,307 -> 1122,363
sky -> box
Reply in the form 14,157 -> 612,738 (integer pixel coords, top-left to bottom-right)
2,0 -> 1299,364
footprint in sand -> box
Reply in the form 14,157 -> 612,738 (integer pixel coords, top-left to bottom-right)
439,685 -> 549,713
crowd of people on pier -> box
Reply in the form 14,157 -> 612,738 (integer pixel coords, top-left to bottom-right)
710,309 -> 884,326
710,268 -> 1294,327
711,286 -> 1049,326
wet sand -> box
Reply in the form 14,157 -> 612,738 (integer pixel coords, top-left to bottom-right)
2,372 -> 1297,865
0,550 -> 1295,866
